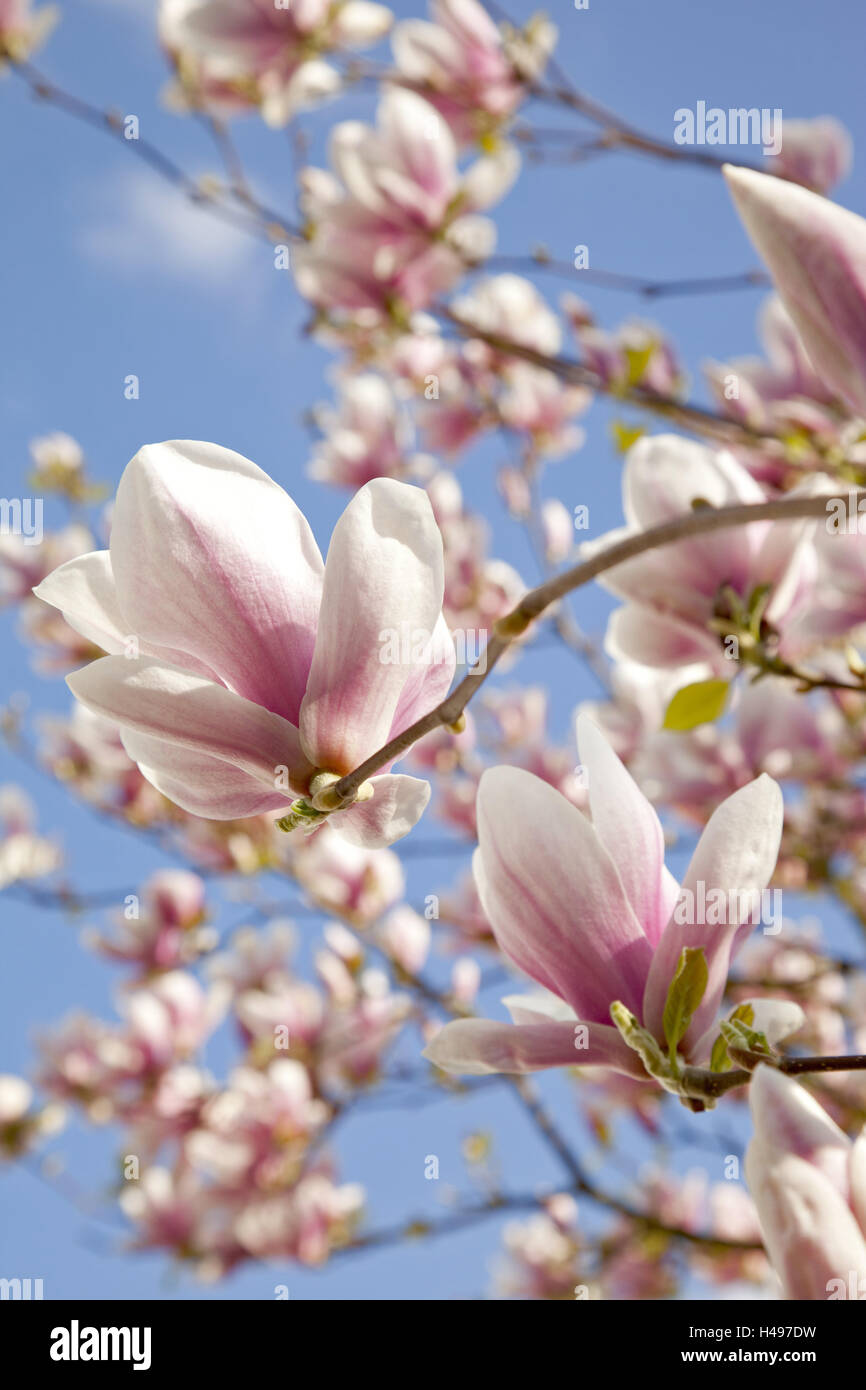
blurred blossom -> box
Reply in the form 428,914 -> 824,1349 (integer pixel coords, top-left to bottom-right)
0,783 -> 61,889
160,0 -> 392,126
0,0 -> 57,62
85,869 -> 213,975
767,117 -> 853,194
392,0 -> 556,146
0,1074 -> 64,1159
309,374 -> 427,487
293,89 -> 518,318
293,824 -> 405,926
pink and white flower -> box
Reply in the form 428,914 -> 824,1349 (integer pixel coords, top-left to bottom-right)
0,0 -> 57,61
424,717 -> 791,1080
586,434 -> 817,675
309,374 -> 426,487
767,117 -> 853,195
725,164 -> 866,418
34,441 -> 455,848
746,1066 -> 866,1299
293,88 -> 518,317
160,0 -> 392,126
392,0 -> 556,145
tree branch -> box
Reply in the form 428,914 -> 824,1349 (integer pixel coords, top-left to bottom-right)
328,491 -> 856,808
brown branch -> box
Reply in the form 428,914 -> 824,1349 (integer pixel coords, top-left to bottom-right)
683,1054 -> 866,1101
10,59 -> 300,241
487,253 -> 770,299
328,491 -> 857,808
438,307 -> 836,463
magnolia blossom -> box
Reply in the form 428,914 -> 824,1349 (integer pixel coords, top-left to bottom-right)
493,1196 -> 583,1300
725,164 -> 866,417
0,1073 -> 64,1158
392,0 -> 556,145
705,295 -> 837,429
0,0 -> 56,61
746,1066 -> 866,1300
231,1169 -> 364,1264
159,0 -> 392,126
34,441 -> 455,848
0,784 -> 61,890
780,515 -> 866,650
310,373 -> 427,487
292,825 -> 405,925
293,89 -> 519,316
0,524 -> 92,608
586,434 -> 817,675
453,273 -> 563,357
564,302 -> 684,399
185,1060 -> 329,1188
28,431 -> 90,499
768,116 -> 853,195
378,904 -> 431,974
86,869 -> 213,974
425,469 -> 524,630
424,716 -> 799,1079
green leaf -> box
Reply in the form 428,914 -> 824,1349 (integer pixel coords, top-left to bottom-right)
709,1032 -> 732,1073
610,421 -> 646,454
719,1017 -> 772,1061
663,678 -> 730,732
610,1001 -> 679,1094
730,1003 -> 756,1027
624,342 -> 656,386
662,947 -> 709,1068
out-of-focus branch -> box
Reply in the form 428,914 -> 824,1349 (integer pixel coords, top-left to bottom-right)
487,252 -> 770,299
439,307 -> 841,463
9,59 -> 300,240
10,59 -> 786,307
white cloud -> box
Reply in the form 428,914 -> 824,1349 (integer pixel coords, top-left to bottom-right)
78,168 -> 255,283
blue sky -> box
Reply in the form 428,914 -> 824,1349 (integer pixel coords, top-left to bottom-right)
1,0 -> 864,1300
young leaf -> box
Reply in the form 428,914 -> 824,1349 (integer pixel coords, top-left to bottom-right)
663,678 -> 730,732
709,1032 -> 732,1073
662,946 -> 709,1068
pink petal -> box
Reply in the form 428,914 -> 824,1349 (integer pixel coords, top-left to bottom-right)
423,1017 -> 644,1077
33,550 -> 127,654
331,773 -> 431,848
606,604 -> 724,670
33,550 -> 219,677
475,766 -> 654,1023
121,730 -> 291,819
66,656 -> 311,794
386,612 -> 456,747
300,479 -> 446,773
749,1065 -> 851,1194
642,775 -> 783,1052
624,434 -> 765,530
109,441 -> 324,725
850,1130 -> 866,1238
745,1150 -> 866,1299
725,164 -> 866,417
577,715 -> 678,946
